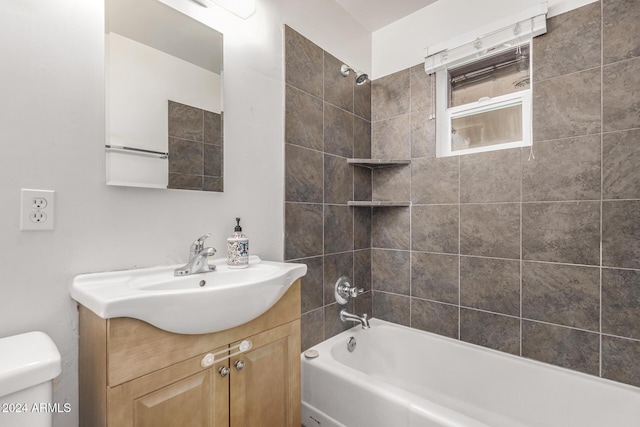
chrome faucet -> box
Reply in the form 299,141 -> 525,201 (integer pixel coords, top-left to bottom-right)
189,234 -> 211,259
174,234 -> 217,276
340,309 -> 370,329
334,276 -> 370,329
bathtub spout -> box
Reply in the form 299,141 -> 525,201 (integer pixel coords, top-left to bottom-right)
340,309 -> 370,329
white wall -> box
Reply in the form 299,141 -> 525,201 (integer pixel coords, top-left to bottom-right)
372,0 -> 598,78
0,0 -> 369,425
107,32 -> 222,151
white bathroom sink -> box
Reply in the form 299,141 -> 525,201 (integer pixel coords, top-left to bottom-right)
70,256 -> 307,334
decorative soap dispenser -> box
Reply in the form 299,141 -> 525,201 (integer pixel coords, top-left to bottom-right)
227,217 -> 249,269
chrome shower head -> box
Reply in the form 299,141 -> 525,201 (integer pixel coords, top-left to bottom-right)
354,71 -> 369,85
341,64 -> 369,85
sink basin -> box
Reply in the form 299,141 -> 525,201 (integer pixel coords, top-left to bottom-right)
70,256 -> 307,334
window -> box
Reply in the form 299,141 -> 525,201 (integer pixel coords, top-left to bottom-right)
424,5 -> 547,158
439,45 -> 532,156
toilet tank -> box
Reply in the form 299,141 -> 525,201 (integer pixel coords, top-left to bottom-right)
0,332 -> 62,427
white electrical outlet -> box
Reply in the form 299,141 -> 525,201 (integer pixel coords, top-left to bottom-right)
20,189 -> 55,231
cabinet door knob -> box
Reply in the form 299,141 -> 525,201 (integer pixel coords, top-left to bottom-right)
234,360 -> 245,371
218,366 -> 230,377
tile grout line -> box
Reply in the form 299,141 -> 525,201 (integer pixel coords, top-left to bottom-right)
458,152 -> 462,340
601,332 -> 640,344
409,212 -> 413,328
599,0 -> 604,379
408,69 -> 414,328
530,133 -> 597,146
534,64 -> 602,85
409,199 -> 640,206
351,67 -> 356,323
376,291 -> 640,339
301,247 -> 638,269
520,125 -> 524,357
369,77 -> 373,320
521,46 -> 530,353
321,49 -> 326,343
370,249 -> 639,272
286,82 -> 370,121
284,199 -> 640,206
409,70 -> 413,329
530,125 -> 640,146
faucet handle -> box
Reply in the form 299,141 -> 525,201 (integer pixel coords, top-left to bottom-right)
190,233 -> 212,256
335,276 -> 364,305
348,286 -> 365,298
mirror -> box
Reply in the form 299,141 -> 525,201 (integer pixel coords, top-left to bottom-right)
105,0 -> 224,191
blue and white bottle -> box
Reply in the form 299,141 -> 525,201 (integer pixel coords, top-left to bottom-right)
227,217 -> 249,269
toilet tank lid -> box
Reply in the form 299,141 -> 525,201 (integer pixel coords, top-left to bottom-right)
0,331 -> 62,398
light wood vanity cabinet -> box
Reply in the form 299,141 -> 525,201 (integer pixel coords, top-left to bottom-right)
79,280 -> 301,427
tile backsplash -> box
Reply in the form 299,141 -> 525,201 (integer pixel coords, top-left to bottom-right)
286,0 -> 640,389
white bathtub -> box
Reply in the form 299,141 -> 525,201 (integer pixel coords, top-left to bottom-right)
301,319 -> 640,427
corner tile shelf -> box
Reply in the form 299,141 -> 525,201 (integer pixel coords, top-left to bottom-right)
347,158 -> 411,169
347,158 -> 411,207
347,201 -> 411,207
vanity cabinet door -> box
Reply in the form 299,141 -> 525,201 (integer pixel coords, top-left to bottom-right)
108,348 -> 230,427
229,320 -> 300,427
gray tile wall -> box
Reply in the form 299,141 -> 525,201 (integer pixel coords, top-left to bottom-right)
285,1 -> 640,389
283,26 -> 373,351
369,1 -> 640,387
167,100 -> 223,191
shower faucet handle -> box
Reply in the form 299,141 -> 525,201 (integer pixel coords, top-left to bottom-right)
346,286 -> 364,298
335,276 -> 364,305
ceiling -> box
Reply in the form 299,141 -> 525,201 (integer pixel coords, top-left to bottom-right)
334,0 -> 439,31
108,0 -> 223,74
107,0 -> 439,73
